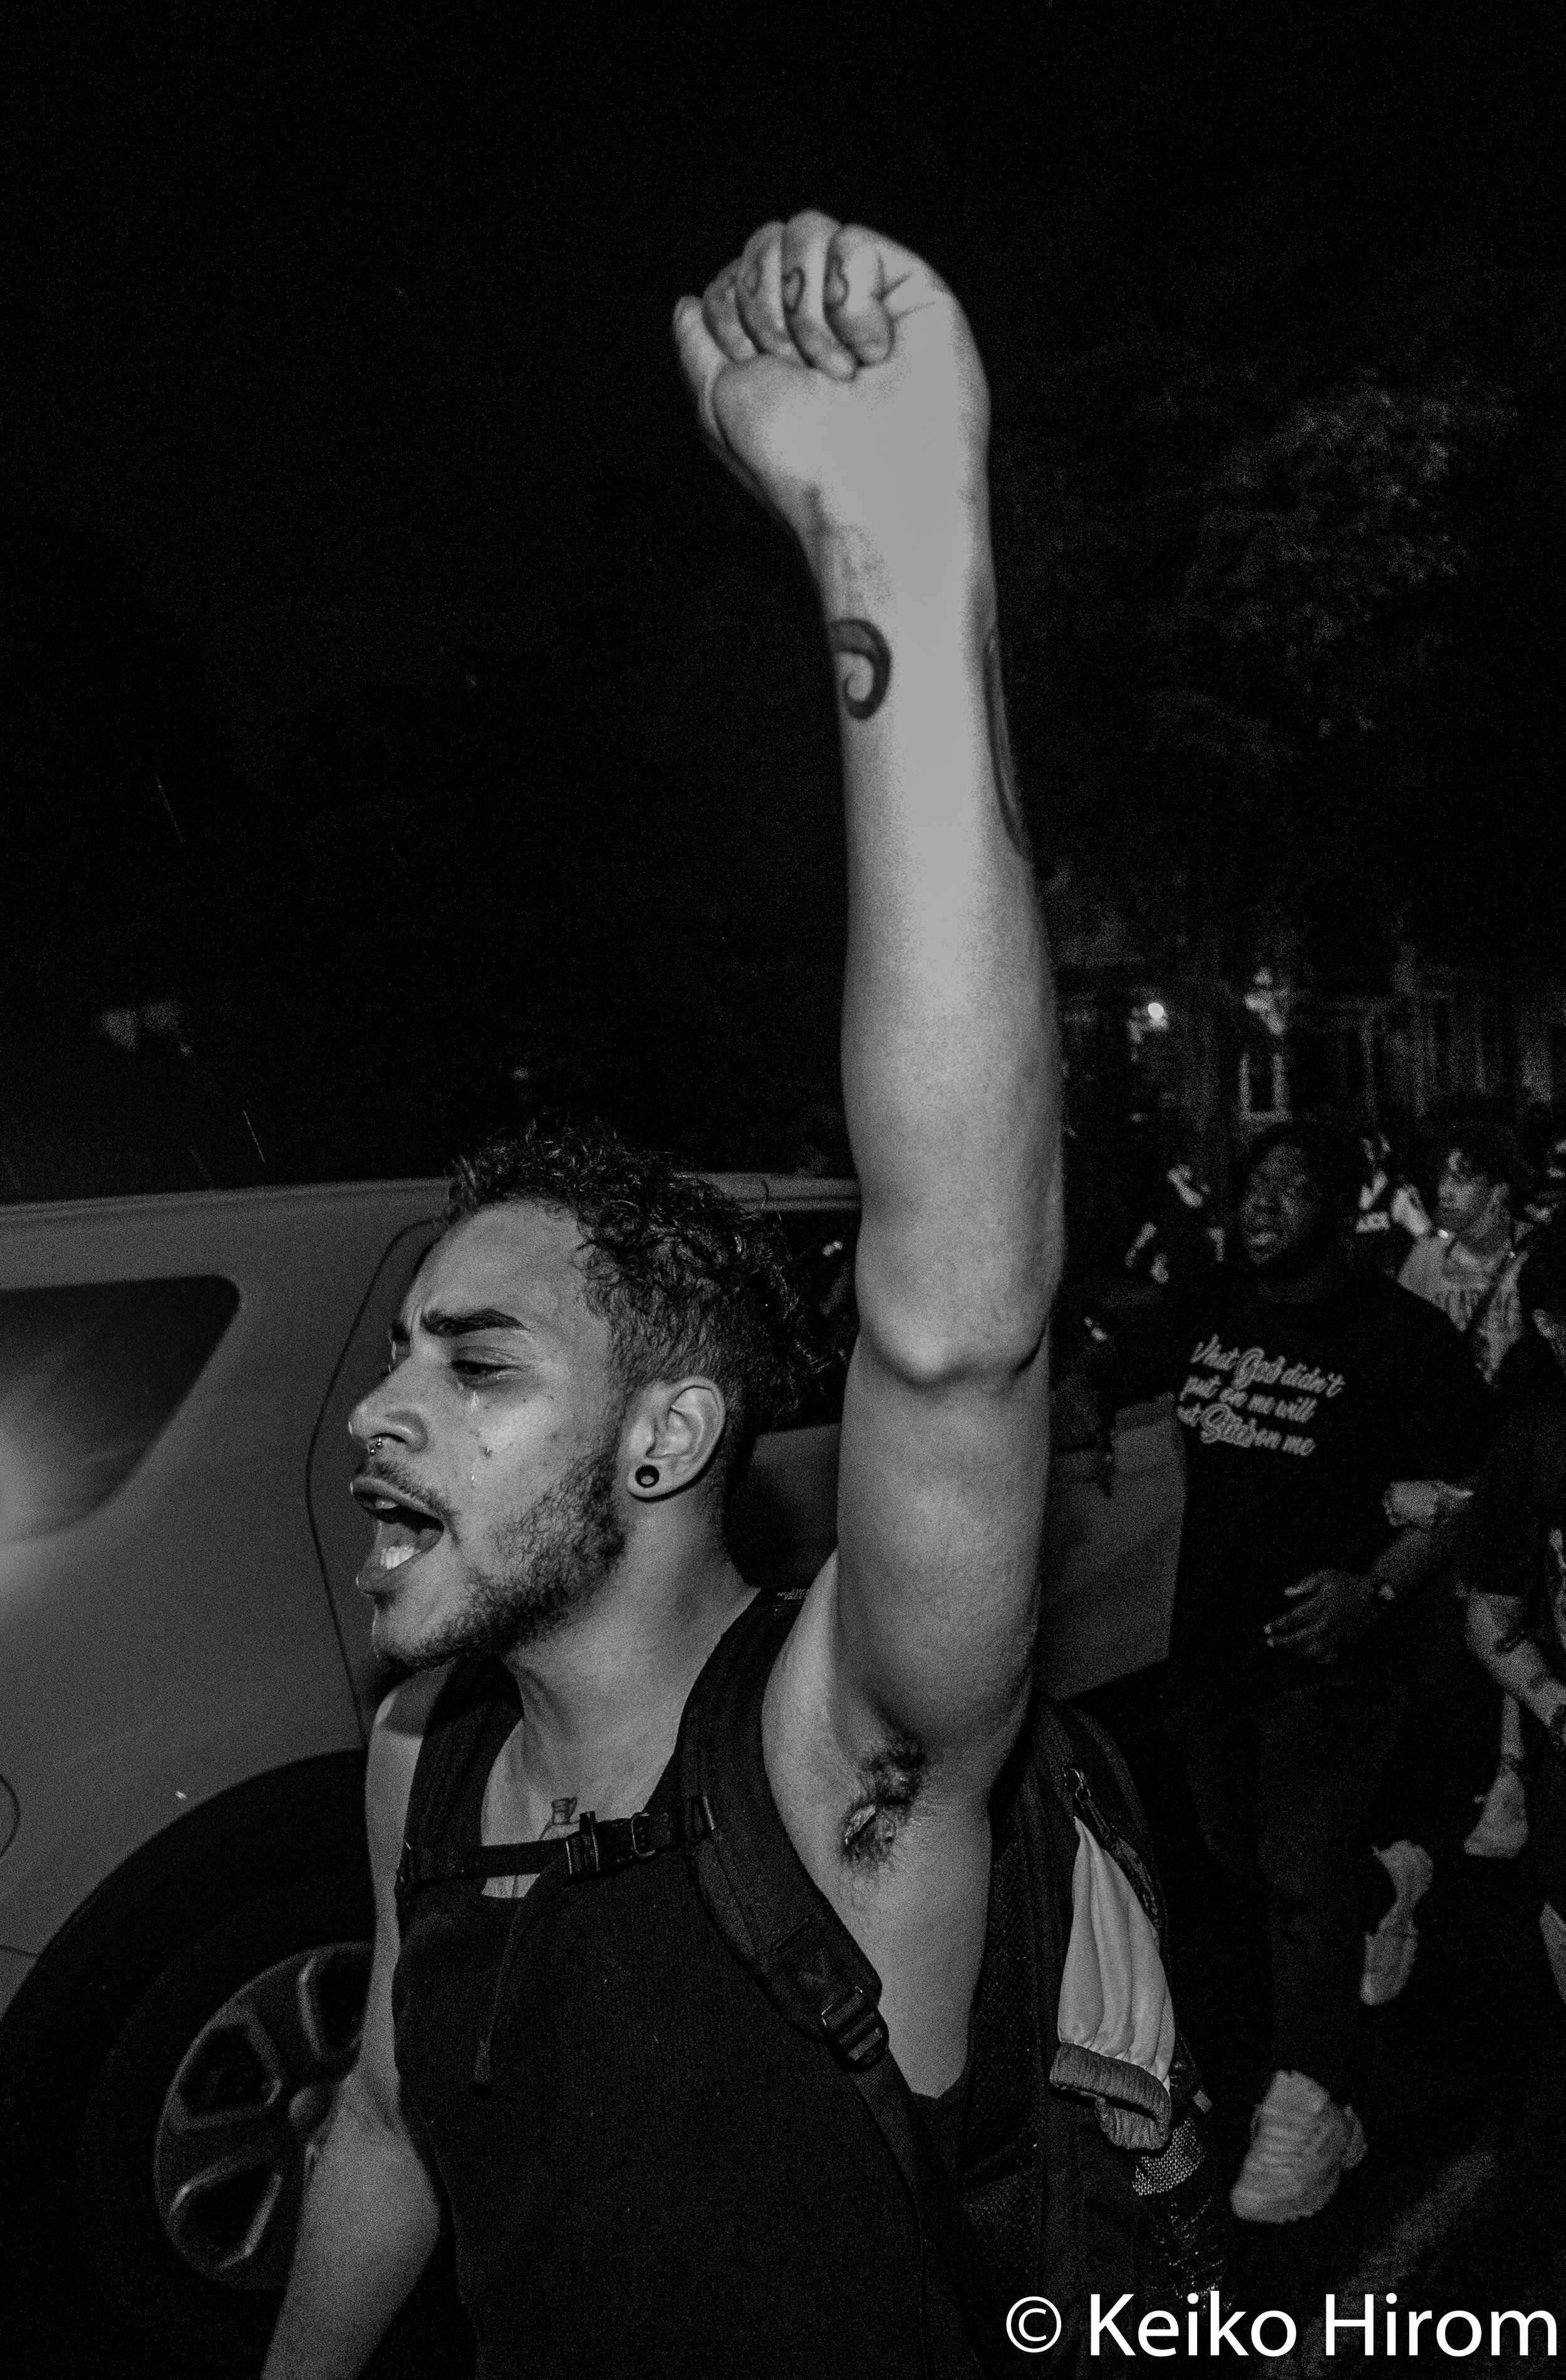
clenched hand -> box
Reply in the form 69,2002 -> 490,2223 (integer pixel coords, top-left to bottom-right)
672,210 -> 990,579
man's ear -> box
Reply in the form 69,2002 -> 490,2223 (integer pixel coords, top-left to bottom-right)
625,1379 -> 729,1500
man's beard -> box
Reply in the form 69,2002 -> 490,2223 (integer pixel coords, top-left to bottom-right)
403,1428 -> 627,1668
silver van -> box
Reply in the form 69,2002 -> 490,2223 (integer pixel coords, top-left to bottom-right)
0,1175 -> 1181,2372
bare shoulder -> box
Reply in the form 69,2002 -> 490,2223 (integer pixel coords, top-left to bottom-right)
366,1665 -> 453,1884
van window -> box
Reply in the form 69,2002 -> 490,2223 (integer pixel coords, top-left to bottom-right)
0,1277 -> 239,1544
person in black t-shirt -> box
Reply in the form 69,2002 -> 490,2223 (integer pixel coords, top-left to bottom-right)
1459,1219 -> 1566,2007
1148,1121 -> 1486,2223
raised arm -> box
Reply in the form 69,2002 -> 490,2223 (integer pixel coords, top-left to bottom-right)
674,214 -> 1060,1789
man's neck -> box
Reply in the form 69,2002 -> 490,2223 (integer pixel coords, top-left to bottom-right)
1255,1245 -> 1348,1306
499,1543 -> 753,1820
1456,1210 -> 1511,1265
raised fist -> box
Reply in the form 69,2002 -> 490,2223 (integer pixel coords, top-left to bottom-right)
673,211 -> 989,576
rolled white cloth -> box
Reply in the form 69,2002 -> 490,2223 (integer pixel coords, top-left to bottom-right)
1050,1816 -> 1178,2149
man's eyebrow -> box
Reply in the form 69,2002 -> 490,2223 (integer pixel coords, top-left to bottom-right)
390,1306 -> 530,1346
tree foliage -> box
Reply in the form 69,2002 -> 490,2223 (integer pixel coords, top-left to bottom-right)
991,242 -> 1546,987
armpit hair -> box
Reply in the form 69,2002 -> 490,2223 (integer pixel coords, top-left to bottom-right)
839,1734 -> 928,1866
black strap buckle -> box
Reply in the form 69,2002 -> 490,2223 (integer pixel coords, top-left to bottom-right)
561,1807 -> 674,1878
819,1984 -> 889,2071
564,1812 -> 601,1878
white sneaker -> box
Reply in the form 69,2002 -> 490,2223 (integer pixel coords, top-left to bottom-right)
1361,1840 -> 1434,2007
1465,1762 -> 1528,1858
1230,2070 -> 1367,2223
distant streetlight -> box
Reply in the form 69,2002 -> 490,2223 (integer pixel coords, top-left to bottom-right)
1127,995 -> 1171,1051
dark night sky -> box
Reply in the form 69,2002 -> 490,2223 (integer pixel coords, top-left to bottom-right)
6,5 -> 1550,768
4,8 -> 992,770
3,4 -> 1563,1194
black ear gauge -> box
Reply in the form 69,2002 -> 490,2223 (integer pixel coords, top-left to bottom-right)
634,1464 -> 660,1489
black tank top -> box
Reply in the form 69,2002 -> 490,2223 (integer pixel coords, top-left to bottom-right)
392,1618 -> 985,2378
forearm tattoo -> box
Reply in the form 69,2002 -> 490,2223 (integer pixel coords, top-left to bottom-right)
983,627 -> 1032,859
827,617 -> 892,720
841,1735 -> 926,1866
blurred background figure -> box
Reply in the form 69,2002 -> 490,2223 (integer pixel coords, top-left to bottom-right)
1066,1116 -> 1488,2222
1397,1120 -> 1533,1856
1520,1102 -> 1566,1234
1399,1121 -> 1530,1382
1353,1128 -> 1433,1279
1459,1216 -> 1566,2009
1122,1146 -> 1223,1291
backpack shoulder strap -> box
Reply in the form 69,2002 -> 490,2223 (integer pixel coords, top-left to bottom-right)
676,1592 -> 1027,2377
676,1593 -> 886,2061
395,1655 -> 512,1925
680,1593 -> 1011,2091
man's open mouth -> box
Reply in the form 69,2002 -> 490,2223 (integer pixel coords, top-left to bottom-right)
350,1476 -> 446,1584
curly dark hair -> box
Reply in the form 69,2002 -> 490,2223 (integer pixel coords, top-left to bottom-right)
1444,1118 -> 1530,1203
445,1118 -> 822,1501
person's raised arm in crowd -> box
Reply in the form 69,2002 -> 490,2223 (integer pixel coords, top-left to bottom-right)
675,212 -> 1060,2089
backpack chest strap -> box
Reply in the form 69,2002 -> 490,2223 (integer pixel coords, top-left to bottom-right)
397,1795 -> 715,1899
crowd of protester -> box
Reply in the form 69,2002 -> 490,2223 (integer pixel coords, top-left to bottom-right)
1059,1099 -> 1566,2224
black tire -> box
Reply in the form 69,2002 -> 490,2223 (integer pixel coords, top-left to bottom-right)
69,1869 -> 469,2378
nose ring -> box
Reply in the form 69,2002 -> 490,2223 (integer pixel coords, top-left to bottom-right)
370,1435 -> 388,1453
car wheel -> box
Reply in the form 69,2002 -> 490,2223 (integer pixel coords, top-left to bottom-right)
71,1869 -> 468,2377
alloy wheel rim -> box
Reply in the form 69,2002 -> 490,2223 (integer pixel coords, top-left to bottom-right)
152,1941 -> 370,2291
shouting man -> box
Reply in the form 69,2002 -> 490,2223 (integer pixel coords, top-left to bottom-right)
264,213 -> 1060,2379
